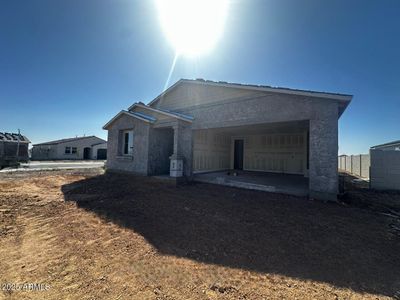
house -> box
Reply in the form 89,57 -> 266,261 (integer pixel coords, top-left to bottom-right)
31,136 -> 107,160
103,79 -> 352,201
0,132 -> 30,168
370,140 -> 400,151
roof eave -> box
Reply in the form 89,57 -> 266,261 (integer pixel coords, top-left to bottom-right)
103,110 -> 155,130
147,79 -> 353,108
129,103 -> 193,123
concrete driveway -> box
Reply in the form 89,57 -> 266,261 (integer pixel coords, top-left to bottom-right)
0,160 -> 105,172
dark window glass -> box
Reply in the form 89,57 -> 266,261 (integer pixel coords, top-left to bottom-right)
124,133 -> 129,154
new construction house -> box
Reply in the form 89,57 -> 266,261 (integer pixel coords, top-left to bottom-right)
104,79 -> 352,200
31,136 -> 107,160
0,132 -> 30,168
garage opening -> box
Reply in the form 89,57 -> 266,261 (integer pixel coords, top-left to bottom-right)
193,120 -> 309,196
97,149 -> 107,160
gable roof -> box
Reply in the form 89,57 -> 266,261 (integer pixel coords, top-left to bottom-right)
33,135 -> 105,146
128,103 -> 193,122
371,140 -> 400,149
102,110 -> 156,130
0,132 -> 30,143
146,78 -> 353,116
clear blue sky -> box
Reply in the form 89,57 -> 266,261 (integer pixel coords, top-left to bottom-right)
1,0 -> 399,154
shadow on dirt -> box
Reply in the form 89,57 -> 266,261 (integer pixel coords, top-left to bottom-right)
62,173 -> 400,298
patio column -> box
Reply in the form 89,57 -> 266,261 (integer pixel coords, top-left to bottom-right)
308,108 -> 339,201
170,120 -> 193,179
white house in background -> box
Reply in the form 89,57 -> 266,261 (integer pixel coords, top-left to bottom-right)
370,140 -> 400,151
31,136 -> 107,160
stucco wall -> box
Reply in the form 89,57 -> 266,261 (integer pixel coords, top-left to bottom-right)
152,82 -> 257,111
174,120 -> 193,177
148,127 -> 174,175
106,114 -> 150,174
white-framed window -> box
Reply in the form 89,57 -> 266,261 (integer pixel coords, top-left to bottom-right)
122,130 -> 134,155
72,147 -> 77,154
65,147 -> 71,154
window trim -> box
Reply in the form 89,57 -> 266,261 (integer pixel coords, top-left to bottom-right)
65,146 -> 71,154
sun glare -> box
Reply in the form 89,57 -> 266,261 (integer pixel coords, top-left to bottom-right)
156,0 -> 229,57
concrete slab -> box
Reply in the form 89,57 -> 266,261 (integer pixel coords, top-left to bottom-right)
194,170 -> 309,197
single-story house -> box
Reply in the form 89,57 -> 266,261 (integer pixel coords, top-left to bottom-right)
103,79 -> 352,201
370,140 -> 400,151
0,132 -> 30,168
31,136 -> 107,160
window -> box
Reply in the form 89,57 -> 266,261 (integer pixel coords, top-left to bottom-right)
123,130 -> 134,155
65,147 -> 71,154
72,147 -> 77,154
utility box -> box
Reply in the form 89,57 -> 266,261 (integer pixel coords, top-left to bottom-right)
169,154 -> 183,177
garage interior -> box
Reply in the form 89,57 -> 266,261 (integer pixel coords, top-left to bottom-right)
192,120 -> 310,196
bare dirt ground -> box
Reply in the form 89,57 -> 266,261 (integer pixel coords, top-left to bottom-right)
0,170 -> 399,300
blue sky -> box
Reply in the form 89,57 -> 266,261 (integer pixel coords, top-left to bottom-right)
1,0 -> 399,154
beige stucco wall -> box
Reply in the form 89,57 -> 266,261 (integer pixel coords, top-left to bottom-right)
152,83 -> 258,111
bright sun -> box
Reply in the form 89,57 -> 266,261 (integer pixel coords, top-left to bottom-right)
156,0 -> 229,57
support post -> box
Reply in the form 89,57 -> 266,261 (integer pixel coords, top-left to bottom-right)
309,110 -> 339,201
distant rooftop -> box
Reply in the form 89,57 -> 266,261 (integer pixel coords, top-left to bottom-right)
0,132 -> 30,143
371,140 -> 400,149
33,135 -> 105,146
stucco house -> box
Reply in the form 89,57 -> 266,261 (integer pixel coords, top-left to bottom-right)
104,79 -> 352,200
371,140 -> 400,151
31,136 -> 107,160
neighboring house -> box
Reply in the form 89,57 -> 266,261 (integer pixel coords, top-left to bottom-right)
0,132 -> 30,168
31,136 -> 107,160
370,140 -> 400,151
103,79 -> 352,201
370,140 -> 400,190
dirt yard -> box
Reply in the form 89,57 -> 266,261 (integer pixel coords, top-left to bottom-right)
1,170 -> 399,300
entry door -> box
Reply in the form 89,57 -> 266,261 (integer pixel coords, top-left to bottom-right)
83,147 -> 91,159
234,139 -> 244,170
